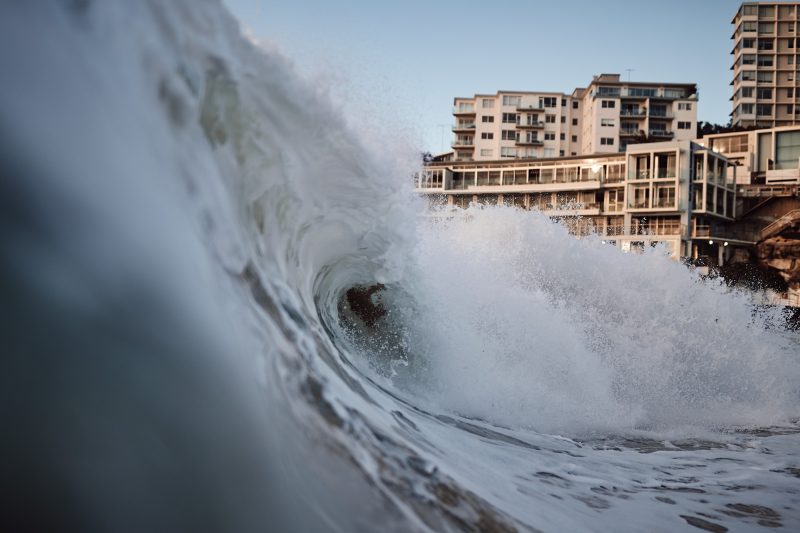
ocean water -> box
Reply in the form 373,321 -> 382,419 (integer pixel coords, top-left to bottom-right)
1,1 -> 798,532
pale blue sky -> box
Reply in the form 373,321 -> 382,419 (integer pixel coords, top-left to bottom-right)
225,0 -> 745,154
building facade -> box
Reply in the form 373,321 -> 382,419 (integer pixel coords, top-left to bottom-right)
417,140 -> 734,262
731,2 -> 800,128
700,124 -> 800,184
451,74 -> 697,163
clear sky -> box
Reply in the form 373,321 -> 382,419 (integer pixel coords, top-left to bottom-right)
225,0 -> 745,154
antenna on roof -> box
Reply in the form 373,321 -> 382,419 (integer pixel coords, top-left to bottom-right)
625,68 -> 635,82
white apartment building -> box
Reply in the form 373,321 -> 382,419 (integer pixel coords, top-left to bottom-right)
452,74 -> 698,162
417,140 -> 735,262
580,74 -> 698,154
453,91 -> 580,161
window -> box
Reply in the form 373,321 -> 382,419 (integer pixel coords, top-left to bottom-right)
571,135 -> 578,142
677,121 -> 691,130
742,38 -> 755,49
757,56 -> 774,67
561,98 -> 566,107
758,38 -> 774,51
571,152 -> 577,156
742,54 -> 756,65
501,112 -> 517,123
757,88 -> 773,99
741,103 -> 754,114
788,105 -> 794,115
743,21 -> 757,32
572,118 -> 578,126
456,102 -> 474,112
743,4 -> 757,16
502,95 -> 521,106
758,22 -> 774,34
601,118 -> 614,127
678,102 -> 692,111
500,147 -> 517,158
790,56 -> 795,65
757,103 -> 773,116
501,130 -> 517,141
599,86 -> 622,97
572,101 -> 579,109
560,133 -> 565,140
742,87 -> 754,98
559,150 -> 565,157
758,5 -> 774,18
710,134 -> 747,153
481,132 -> 494,140
601,100 -> 616,109
481,98 -> 494,108
544,132 -> 556,141
480,149 -> 493,157
757,71 -> 773,82
560,116 -> 566,123
789,38 -> 796,49
789,88 -> 795,98
545,114 -> 556,123
627,87 -> 656,97
481,115 -> 495,123
600,137 -> 614,146
540,97 -> 557,108
776,130 -> 800,169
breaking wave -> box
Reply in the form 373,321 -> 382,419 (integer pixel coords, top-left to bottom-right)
2,1 -> 798,531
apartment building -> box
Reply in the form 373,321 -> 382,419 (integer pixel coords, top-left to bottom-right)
416,140 -> 734,262
452,74 -> 697,162
700,124 -> 800,184
580,74 -> 698,154
731,2 -> 800,128
453,91 -> 581,162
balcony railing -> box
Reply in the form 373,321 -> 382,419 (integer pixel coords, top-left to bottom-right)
452,139 -> 474,147
655,169 -> 677,179
649,129 -> 674,138
515,139 -> 544,146
620,109 -> 646,117
648,110 -> 674,119
517,121 -> 545,129
601,224 -> 686,237
620,128 -> 642,136
452,123 -> 476,132
453,106 -> 476,115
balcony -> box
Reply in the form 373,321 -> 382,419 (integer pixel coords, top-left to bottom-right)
620,109 -> 646,117
516,105 -> 546,112
648,110 -> 674,119
452,123 -> 476,133
654,169 -> 677,179
517,121 -> 545,129
648,129 -> 674,139
453,106 -> 476,116
515,138 -> 544,146
451,139 -> 474,148
542,202 -> 602,216
620,128 -> 643,137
